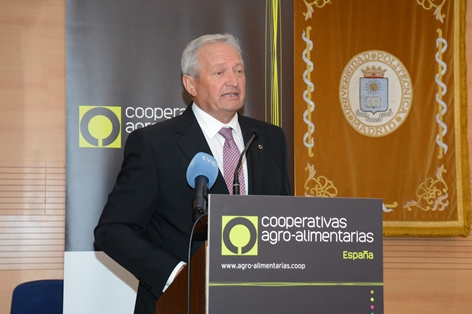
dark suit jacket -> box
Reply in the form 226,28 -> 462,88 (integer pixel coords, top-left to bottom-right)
94,104 -> 292,313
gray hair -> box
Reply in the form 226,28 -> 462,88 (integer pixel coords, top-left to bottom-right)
181,33 -> 243,79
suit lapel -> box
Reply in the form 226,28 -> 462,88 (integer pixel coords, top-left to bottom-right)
175,105 -> 228,194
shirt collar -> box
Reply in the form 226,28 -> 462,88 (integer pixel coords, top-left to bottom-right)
192,102 -> 242,139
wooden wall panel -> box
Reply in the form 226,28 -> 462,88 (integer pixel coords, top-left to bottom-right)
0,162 -> 65,310
0,0 -> 471,313
0,0 -> 65,312
383,237 -> 472,313
0,0 -> 65,163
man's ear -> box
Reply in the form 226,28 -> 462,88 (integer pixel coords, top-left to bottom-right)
182,75 -> 197,97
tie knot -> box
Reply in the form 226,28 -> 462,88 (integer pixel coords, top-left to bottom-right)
218,127 -> 234,141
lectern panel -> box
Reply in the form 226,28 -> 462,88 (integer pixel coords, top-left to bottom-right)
207,195 -> 383,314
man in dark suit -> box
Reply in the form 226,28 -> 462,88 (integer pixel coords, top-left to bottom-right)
94,33 -> 291,314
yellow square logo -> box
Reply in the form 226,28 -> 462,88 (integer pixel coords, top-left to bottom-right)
221,216 -> 258,256
79,106 -> 121,148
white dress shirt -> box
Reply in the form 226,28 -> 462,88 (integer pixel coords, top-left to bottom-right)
191,103 -> 249,193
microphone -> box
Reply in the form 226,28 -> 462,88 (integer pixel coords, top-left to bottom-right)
233,131 -> 259,195
186,152 -> 219,220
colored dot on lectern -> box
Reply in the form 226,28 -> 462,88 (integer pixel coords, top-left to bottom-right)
369,290 -> 375,313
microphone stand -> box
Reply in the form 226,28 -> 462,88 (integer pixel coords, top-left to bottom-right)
232,132 -> 258,195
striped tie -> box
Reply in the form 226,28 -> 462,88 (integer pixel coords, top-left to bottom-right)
218,127 -> 246,195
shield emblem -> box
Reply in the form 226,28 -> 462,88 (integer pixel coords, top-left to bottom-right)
359,77 -> 388,114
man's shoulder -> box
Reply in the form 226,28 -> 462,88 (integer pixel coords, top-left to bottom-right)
239,114 -> 272,126
239,115 -> 284,133
133,106 -> 194,135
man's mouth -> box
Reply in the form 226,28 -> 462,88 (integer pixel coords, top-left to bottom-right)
222,92 -> 239,98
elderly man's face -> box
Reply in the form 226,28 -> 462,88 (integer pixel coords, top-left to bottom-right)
183,42 -> 246,123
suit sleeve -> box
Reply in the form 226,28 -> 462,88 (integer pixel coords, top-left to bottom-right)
94,130 -> 180,299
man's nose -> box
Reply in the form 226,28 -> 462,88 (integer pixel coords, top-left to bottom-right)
225,71 -> 240,86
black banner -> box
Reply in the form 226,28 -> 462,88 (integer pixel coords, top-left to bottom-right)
66,0 -> 293,251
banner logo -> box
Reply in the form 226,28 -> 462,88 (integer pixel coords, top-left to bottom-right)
79,106 -> 121,148
222,216 -> 258,256
339,50 -> 413,137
